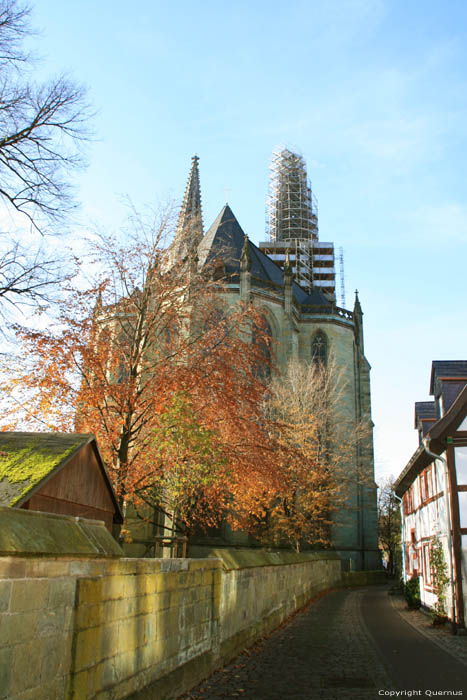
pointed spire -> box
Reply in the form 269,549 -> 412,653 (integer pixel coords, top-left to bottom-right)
353,289 -> 362,316
284,249 -> 293,278
172,154 -> 204,263
177,154 -> 203,234
353,290 -> 364,352
240,234 -> 251,272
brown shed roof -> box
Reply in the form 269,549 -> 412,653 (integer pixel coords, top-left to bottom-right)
0,432 -> 123,522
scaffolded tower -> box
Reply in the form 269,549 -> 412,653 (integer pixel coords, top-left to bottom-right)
267,148 -> 318,243
260,148 -> 336,298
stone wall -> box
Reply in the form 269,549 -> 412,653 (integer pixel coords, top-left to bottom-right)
0,550 -> 342,700
217,550 -> 341,662
0,556 -> 77,700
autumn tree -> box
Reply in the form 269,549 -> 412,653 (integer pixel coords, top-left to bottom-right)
378,477 -> 401,575
255,357 -> 372,552
137,391 -> 229,538
2,206 -> 280,539
251,359 -> 337,551
0,0 -> 91,323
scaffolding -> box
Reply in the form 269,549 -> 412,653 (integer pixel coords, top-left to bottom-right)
338,247 -> 345,307
261,148 -> 337,299
267,148 -> 319,243
294,240 -> 313,293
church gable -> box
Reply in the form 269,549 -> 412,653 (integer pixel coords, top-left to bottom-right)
197,204 -> 245,275
198,203 -> 334,310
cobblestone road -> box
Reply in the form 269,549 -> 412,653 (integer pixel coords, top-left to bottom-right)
179,587 -> 467,700
181,588 -> 390,700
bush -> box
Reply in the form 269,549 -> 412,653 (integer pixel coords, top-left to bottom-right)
405,575 -> 421,609
430,536 -> 449,624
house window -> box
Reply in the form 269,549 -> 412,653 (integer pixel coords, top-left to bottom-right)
311,331 -> 327,366
423,543 -> 432,586
419,467 -> 433,504
410,530 -> 419,575
419,473 -> 425,502
405,548 -> 411,574
404,485 -> 415,515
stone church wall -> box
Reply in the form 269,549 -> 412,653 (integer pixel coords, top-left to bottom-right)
0,550 -> 341,700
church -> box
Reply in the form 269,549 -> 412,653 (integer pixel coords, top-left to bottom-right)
171,149 -> 379,571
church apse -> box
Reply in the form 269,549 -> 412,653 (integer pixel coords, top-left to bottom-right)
178,150 -> 380,570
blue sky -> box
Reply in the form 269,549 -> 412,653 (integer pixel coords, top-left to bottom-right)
27,0 -> 467,481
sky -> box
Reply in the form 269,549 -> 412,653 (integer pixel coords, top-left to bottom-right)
14,0 -> 467,481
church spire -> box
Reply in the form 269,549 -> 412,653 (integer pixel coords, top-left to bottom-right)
353,289 -> 364,353
172,154 -> 204,262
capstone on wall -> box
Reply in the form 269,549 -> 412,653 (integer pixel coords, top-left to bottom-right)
0,550 -> 341,700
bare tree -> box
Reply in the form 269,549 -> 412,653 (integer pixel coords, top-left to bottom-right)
261,358 -> 346,551
0,0 -> 91,323
0,235 -> 67,318
0,1 -> 91,229
0,0 -> 32,68
261,357 -> 374,552
378,477 -> 401,576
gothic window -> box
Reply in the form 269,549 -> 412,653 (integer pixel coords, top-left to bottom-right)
253,316 -> 272,379
311,331 -> 327,366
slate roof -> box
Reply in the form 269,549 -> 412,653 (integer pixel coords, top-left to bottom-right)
414,401 -> 436,419
430,361 -> 467,394
0,432 -> 122,522
414,401 -> 436,428
198,204 -> 333,308
395,384 -> 467,496
429,384 -> 467,442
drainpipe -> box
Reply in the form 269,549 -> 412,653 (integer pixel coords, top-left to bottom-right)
422,438 -> 457,631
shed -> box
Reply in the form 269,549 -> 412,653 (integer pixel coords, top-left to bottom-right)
0,432 -> 123,532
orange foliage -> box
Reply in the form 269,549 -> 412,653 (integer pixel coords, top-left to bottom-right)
2,218 -> 281,535
253,359 -> 348,551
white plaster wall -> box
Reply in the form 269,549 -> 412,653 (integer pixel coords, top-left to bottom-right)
458,493 -> 467,529
462,535 -> 467,607
401,458 -> 457,617
455,446 -> 467,485
435,460 -> 447,495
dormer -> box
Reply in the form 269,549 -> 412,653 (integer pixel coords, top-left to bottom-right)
414,401 -> 436,444
430,361 -> 467,418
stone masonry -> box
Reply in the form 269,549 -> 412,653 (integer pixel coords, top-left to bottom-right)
0,510 -> 342,700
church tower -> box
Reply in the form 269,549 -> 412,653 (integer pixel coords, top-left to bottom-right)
259,148 -> 336,300
183,151 -> 379,571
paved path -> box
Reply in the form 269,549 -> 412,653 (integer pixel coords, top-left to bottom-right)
180,587 -> 467,700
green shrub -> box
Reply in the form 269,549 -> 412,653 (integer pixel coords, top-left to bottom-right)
405,575 -> 421,609
430,536 -> 449,623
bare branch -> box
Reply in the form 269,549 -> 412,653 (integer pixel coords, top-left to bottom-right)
0,0 -> 32,69
0,75 -> 92,230
0,0 -> 93,324
0,233 -> 71,325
